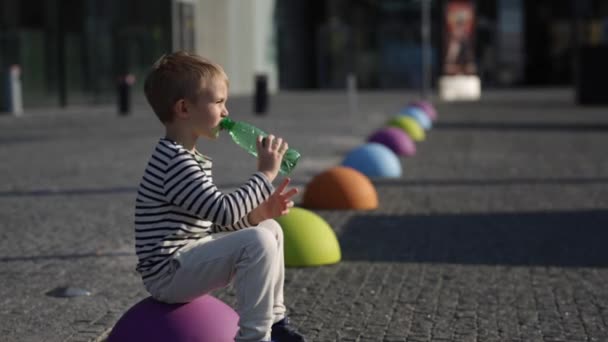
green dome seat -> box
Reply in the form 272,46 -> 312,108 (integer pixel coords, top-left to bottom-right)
276,208 -> 341,267
387,115 -> 426,142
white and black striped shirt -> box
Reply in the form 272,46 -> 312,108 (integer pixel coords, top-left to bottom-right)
134,138 -> 273,283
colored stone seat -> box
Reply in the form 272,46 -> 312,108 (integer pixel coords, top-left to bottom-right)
399,106 -> 432,130
108,295 -> 239,342
276,207 -> 341,267
387,115 -> 426,142
367,127 -> 416,157
302,166 -> 378,210
341,143 -> 402,178
409,100 -> 437,121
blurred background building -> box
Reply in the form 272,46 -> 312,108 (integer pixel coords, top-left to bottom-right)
0,0 -> 607,108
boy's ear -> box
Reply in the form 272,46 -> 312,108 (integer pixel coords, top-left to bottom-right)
172,99 -> 190,120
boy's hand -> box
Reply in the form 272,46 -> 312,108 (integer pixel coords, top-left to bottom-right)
256,134 -> 287,182
248,178 -> 298,224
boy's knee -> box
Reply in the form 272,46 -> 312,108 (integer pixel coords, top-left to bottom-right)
259,219 -> 283,240
248,227 -> 278,254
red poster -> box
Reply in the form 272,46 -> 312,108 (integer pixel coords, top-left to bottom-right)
443,0 -> 477,75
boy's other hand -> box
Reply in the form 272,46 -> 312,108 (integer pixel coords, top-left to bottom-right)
256,134 -> 288,182
248,178 -> 298,224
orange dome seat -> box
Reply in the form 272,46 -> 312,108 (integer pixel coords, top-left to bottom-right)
302,166 -> 378,210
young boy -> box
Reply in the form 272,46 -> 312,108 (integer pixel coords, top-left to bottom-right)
135,51 -> 306,342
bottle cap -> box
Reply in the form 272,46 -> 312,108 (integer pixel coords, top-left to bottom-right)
219,117 -> 235,130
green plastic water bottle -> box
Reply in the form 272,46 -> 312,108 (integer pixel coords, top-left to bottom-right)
219,118 -> 301,175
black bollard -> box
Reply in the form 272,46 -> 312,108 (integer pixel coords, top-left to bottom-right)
117,74 -> 135,115
254,74 -> 268,115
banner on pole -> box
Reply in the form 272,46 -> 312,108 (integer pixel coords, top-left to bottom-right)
443,0 -> 476,75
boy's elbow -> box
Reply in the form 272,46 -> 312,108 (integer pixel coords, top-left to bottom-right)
226,211 -> 243,226
216,199 -> 241,226
217,211 -> 234,226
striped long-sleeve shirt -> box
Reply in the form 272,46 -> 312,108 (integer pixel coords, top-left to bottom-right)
134,138 -> 274,283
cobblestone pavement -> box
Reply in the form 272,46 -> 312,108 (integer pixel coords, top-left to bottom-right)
1,89 -> 608,341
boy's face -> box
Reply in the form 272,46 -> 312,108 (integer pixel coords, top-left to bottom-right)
187,78 -> 228,139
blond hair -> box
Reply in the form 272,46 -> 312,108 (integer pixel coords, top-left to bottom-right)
144,51 -> 228,123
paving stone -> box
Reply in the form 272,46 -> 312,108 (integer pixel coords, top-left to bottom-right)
1,90 -> 608,341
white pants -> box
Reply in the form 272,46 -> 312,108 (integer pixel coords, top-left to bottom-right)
145,219 -> 286,342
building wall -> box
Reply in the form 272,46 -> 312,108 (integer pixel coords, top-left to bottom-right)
195,0 -> 277,95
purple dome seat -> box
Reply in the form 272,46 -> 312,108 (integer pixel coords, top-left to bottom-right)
367,127 -> 416,157
108,295 -> 239,342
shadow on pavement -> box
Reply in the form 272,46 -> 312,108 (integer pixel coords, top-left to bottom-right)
0,181 -> 309,198
339,209 -> 608,267
0,251 -> 133,262
0,186 -> 138,198
435,122 -> 608,132
0,135 -> 53,145
373,177 -> 608,187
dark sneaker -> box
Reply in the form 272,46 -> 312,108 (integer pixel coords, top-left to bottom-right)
271,317 -> 306,342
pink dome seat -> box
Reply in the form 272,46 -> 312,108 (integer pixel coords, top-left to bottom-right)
409,100 -> 438,121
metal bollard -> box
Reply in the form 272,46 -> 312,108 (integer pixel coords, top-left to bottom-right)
1,65 -> 23,116
117,73 -> 136,115
254,73 -> 268,115
346,73 -> 358,116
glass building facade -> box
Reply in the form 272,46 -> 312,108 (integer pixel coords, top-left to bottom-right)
276,0 -> 444,89
276,0 -> 608,90
1,0 -> 607,107
0,0 -> 172,107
